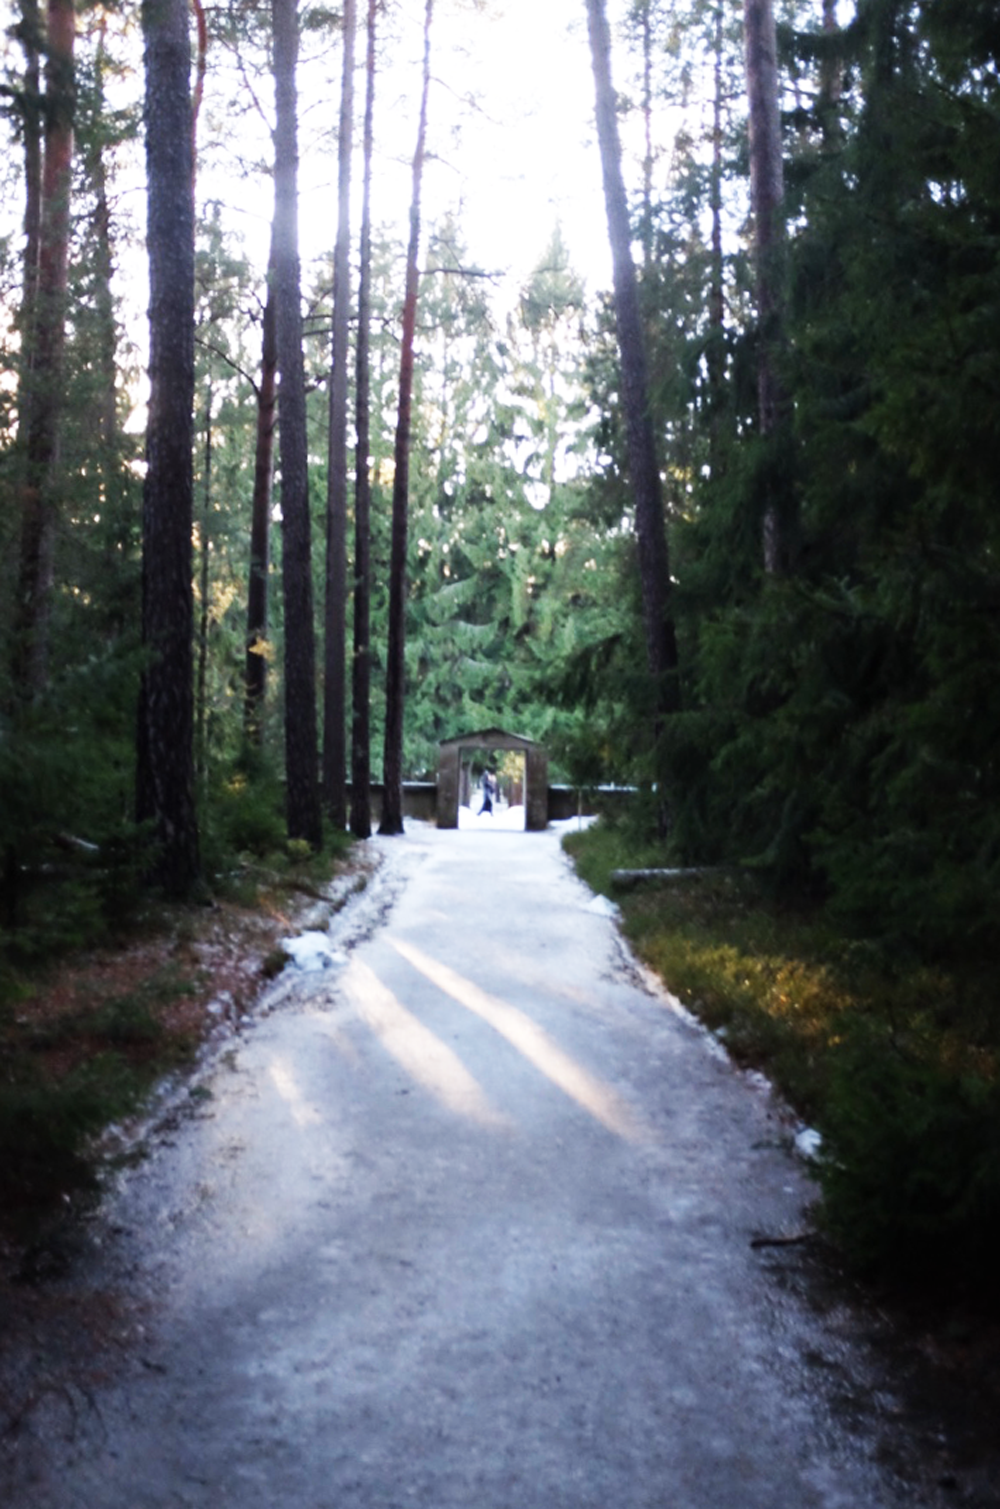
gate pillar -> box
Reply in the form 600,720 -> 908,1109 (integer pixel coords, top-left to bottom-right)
436,743 -> 461,828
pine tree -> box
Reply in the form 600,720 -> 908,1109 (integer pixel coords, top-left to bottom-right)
12,0 -> 76,697
380,0 -> 434,837
136,0 -> 200,894
244,240 -> 277,748
585,0 -> 680,737
743,0 -> 793,573
322,0 -> 356,831
350,0 -> 378,839
272,0 -> 322,848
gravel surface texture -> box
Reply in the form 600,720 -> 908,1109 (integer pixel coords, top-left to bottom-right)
1,822 -> 992,1507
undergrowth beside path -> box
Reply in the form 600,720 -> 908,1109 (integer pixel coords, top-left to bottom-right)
0,836 -> 361,1262
563,822 -> 1000,1308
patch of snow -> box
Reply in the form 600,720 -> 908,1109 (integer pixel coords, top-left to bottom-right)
280,931 -> 348,972
584,893 -> 619,918
550,814 -> 599,832
457,802 -> 527,831
298,901 -> 333,931
702,1031 -> 731,1064
207,991 -> 234,1018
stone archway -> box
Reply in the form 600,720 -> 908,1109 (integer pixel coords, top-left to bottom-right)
436,729 -> 549,831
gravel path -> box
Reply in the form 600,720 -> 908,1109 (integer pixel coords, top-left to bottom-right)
0,823 -> 975,1507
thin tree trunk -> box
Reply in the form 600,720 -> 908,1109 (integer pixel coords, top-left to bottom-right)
640,0 -> 654,276
380,0 -> 434,837
86,25 -> 119,453
244,244 -> 277,748
350,0 -> 377,840
819,0 -> 844,149
17,0 -> 42,335
12,0 -> 75,698
191,0 -> 207,167
136,0 -> 200,894
707,0 -> 727,480
744,0 -> 791,573
584,0 -> 679,720
196,382 -> 212,784
272,0 -> 322,847
323,0 -> 356,831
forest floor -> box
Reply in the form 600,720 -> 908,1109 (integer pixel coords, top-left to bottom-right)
0,828 -> 997,1505
0,840 -> 377,1256
0,837 -> 386,1478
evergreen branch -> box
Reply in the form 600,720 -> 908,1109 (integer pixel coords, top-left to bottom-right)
193,335 -> 261,397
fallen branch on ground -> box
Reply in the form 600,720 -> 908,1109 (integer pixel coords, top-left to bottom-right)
610,866 -> 723,891
749,1232 -> 815,1249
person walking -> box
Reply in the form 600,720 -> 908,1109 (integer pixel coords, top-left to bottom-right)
478,768 -> 495,816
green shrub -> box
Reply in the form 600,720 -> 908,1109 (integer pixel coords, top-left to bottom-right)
0,1053 -> 147,1211
203,765 -> 287,865
565,821 -> 1000,1301
817,1038 -> 1000,1292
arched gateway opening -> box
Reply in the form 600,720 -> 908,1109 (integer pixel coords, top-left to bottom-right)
436,729 -> 549,831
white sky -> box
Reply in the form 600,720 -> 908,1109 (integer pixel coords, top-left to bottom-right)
209,0 -> 621,308
0,0 -> 655,411
404,0 -> 613,298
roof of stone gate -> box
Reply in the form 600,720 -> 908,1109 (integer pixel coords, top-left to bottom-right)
438,728 -> 541,751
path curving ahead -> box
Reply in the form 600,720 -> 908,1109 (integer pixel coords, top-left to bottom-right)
5,824 -> 949,1507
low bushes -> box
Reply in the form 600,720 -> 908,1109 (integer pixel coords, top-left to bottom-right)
564,820 -> 1000,1299
0,766 -> 356,1243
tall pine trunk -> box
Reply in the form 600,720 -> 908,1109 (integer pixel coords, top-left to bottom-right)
639,0 -> 654,275
350,0 -> 378,840
818,0 -> 844,149
12,0 -> 75,698
85,22 -> 119,455
585,0 -> 679,722
244,244 -> 278,748
707,0 -> 727,481
379,0 -> 434,837
744,0 -> 792,573
272,0 -> 322,848
196,381 -> 212,784
136,0 -> 200,894
17,0 -> 42,321
322,0 -> 356,831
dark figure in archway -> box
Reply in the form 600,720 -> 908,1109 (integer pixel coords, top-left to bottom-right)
478,768 -> 495,816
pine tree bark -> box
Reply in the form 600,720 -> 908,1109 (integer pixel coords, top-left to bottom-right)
744,0 -> 792,573
17,0 -> 42,336
707,0 -> 727,481
244,244 -> 277,747
818,0 -> 844,149
196,381 -> 212,784
12,0 -> 75,698
322,0 -> 356,831
85,24 -> 119,454
379,0 -> 434,837
585,0 -> 679,718
350,0 -> 378,840
639,0 -> 654,275
381,0 -> 431,839
136,0 -> 200,894
272,0 -> 322,847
